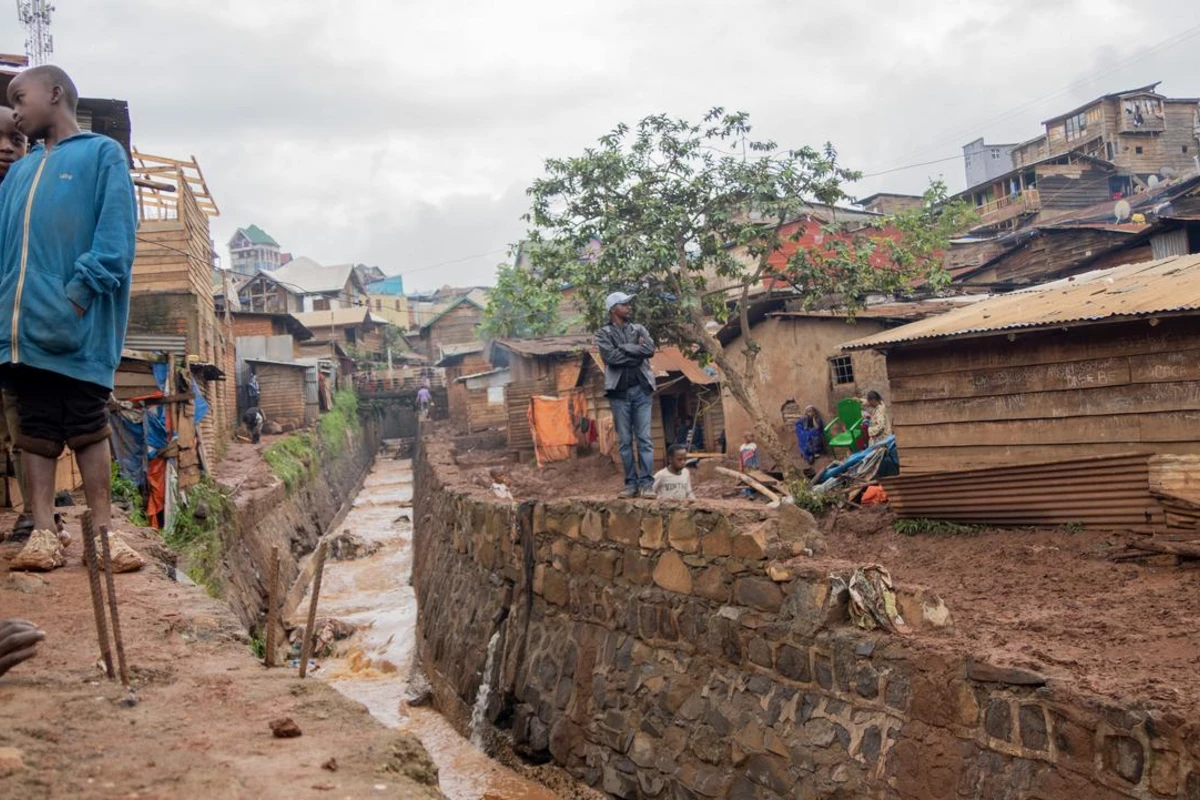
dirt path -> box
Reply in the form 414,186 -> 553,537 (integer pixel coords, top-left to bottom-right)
0,509 -> 442,799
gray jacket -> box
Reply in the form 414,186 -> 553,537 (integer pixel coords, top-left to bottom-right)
595,322 -> 656,394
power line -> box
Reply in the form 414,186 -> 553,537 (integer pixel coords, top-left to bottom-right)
865,21 -> 1200,176
394,248 -> 510,277
858,154 -> 964,179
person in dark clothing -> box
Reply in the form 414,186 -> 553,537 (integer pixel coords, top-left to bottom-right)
242,406 -> 265,444
595,292 -> 656,498
795,404 -> 826,465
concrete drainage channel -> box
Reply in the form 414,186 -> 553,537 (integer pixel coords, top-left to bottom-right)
300,446 -> 588,799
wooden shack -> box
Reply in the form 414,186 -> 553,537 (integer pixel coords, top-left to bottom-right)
845,255 -> 1200,475
454,368 -> 512,433
490,336 -> 593,454
247,359 -> 309,428
491,335 -> 723,466
437,345 -> 492,432
576,346 -> 723,468
414,295 -> 486,364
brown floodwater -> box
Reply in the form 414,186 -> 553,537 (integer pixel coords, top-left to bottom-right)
312,454 -> 559,800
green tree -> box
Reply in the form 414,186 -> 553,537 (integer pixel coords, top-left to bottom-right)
481,261 -> 565,339
513,109 -> 973,471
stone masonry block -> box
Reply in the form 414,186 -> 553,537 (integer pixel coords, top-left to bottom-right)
653,551 -> 692,595
623,550 -> 653,586
581,510 -> 604,542
732,529 -> 768,561
701,517 -> 732,557
668,512 -> 699,553
590,549 -> 622,581
639,515 -> 664,549
694,567 -> 730,603
1103,735 -> 1145,786
608,506 -> 642,547
733,577 -> 783,612
543,568 -> 570,606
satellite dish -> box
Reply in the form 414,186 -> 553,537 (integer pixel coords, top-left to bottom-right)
1161,166 -> 1178,179
1114,199 -> 1132,222
1147,175 -> 1161,189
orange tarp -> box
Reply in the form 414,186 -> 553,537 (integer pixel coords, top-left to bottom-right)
528,392 -> 586,467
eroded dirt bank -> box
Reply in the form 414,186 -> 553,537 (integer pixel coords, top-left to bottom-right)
0,416 -> 443,798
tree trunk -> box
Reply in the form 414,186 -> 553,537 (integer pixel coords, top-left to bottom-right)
684,314 -> 797,477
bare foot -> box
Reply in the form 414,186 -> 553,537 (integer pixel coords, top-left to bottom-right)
0,619 -> 45,678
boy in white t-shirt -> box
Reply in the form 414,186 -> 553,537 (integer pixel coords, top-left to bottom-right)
652,444 -> 695,501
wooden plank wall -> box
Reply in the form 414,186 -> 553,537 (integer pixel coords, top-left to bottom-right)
466,388 -> 507,432
256,364 -> 307,426
505,377 -> 553,452
887,317 -> 1200,473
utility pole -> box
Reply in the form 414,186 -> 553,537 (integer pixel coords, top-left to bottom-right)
16,0 -> 54,66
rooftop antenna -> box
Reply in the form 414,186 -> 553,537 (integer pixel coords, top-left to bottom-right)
16,0 -> 54,66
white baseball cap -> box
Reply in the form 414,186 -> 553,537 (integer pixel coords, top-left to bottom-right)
605,291 -> 636,312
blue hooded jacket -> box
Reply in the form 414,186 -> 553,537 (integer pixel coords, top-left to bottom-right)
0,132 -> 136,389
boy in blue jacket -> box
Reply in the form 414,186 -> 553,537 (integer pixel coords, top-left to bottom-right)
0,65 -> 139,572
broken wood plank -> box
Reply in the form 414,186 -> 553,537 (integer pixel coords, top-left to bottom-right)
715,466 -> 781,502
1126,540 -> 1200,559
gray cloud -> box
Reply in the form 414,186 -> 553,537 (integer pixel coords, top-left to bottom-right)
28,0 -> 1200,289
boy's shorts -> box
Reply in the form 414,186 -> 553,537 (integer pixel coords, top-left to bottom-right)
8,366 -> 111,458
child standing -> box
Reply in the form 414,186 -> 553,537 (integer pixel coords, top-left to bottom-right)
738,431 -> 760,500
652,444 -> 695,501
1,65 -> 139,572
739,430 -> 760,471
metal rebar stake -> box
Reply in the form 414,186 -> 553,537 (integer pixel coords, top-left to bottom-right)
264,545 -> 280,667
81,511 -> 114,680
298,540 -> 328,678
97,524 -> 132,692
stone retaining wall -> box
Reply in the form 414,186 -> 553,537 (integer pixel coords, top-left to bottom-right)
413,437 -> 1200,799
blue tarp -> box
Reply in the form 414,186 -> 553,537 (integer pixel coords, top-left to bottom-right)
191,379 -> 210,425
815,435 -> 898,484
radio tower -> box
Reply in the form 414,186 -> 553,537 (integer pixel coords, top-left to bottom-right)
16,0 -> 55,66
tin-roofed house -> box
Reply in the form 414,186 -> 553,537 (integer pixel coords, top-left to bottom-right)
843,254 -> 1200,530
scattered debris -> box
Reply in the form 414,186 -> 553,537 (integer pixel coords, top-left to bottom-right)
328,530 -> 381,561
269,717 -> 303,738
1111,539 -> 1200,562
846,566 -> 910,634
322,757 -> 339,772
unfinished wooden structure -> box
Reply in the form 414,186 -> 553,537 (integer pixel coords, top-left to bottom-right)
126,151 -> 234,466
845,254 -> 1200,483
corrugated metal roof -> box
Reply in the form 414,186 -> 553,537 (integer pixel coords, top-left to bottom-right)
245,358 -> 309,369
269,257 -> 356,294
767,297 -> 986,323
294,308 -> 384,329
493,335 -> 595,357
124,334 -> 187,353
649,346 -> 720,385
844,254 -> 1200,350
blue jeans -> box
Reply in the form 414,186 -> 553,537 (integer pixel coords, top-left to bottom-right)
610,385 -> 654,488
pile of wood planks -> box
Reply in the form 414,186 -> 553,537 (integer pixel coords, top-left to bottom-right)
883,453 -> 1200,532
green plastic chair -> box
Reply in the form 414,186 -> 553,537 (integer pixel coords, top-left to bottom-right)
824,398 -> 864,455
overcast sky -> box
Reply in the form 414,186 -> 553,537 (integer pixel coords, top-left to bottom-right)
17,0 -> 1200,290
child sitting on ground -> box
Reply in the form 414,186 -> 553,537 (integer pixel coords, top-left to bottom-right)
652,444 -> 695,501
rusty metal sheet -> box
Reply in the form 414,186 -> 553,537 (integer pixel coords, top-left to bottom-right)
845,254 -> 1200,351
882,453 -> 1172,530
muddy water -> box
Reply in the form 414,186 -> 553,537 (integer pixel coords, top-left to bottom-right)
313,455 -> 558,800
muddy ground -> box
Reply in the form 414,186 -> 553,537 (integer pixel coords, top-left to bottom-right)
0,508 -> 443,799
821,507 -> 1200,720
